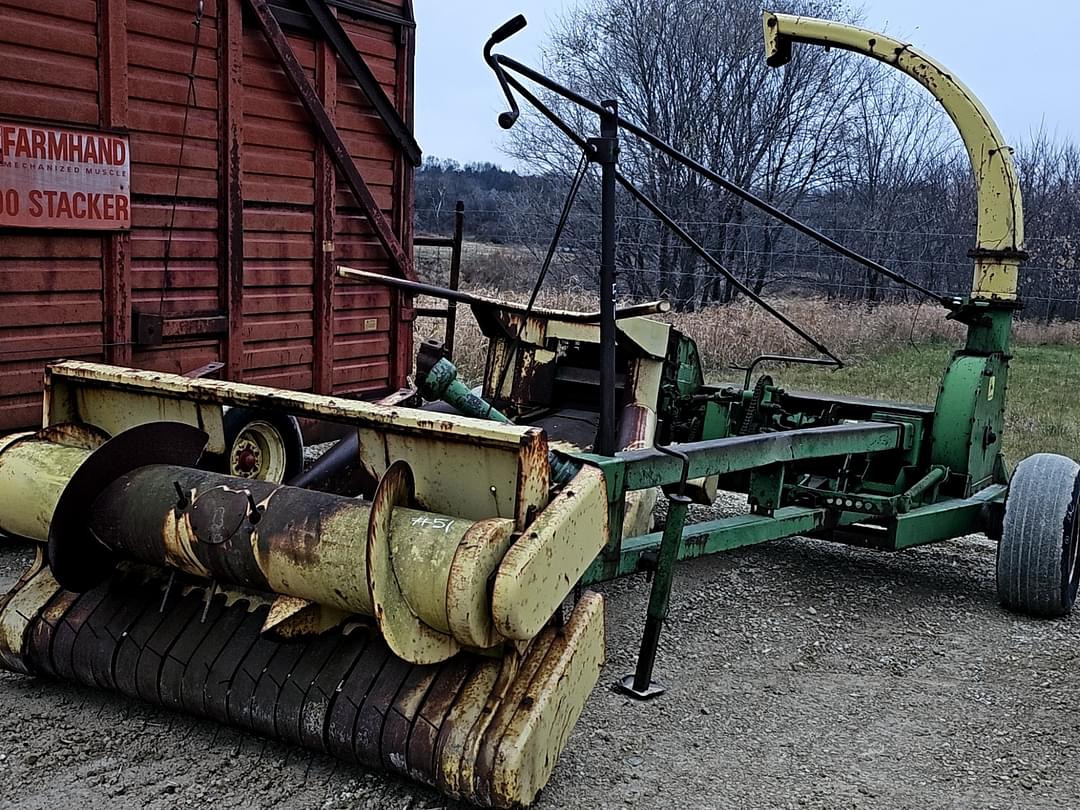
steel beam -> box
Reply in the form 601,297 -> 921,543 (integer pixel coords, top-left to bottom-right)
220,0 -> 245,380
889,484 -> 1005,549
299,0 -> 422,166
245,0 -> 415,280
313,34 -> 337,395
98,0 -> 131,367
583,505 -> 844,583
617,422 -> 905,492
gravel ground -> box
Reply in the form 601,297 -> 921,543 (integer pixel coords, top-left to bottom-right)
1,505 -> 1079,809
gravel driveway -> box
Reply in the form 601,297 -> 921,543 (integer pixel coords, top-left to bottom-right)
1,520 -> 1077,809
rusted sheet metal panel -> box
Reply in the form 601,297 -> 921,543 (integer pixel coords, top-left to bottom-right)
241,203 -> 316,390
125,0 -> 223,376
0,1 -> 103,428
334,8 -> 401,393
0,2 -> 101,126
0,0 -> 416,432
0,233 -> 105,428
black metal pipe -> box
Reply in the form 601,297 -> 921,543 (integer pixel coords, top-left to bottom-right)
501,73 -> 841,363
446,200 -> 465,357
493,53 -> 955,310
593,102 -> 619,456
287,431 -> 358,490
337,266 -> 670,322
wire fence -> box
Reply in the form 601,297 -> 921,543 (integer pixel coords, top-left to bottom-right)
416,207 -> 1080,320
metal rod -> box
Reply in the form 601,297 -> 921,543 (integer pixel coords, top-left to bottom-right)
286,431 -> 360,490
337,266 -> 671,322
740,354 -> 840,389
494,53 -> 954,309
900,465 -> 948,506
594,102 -> 619,456
446,200 -> 465,358
501,73 -> 840,363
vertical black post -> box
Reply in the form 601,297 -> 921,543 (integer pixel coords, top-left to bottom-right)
594,100 -> 619,456
445,200 -> 465,359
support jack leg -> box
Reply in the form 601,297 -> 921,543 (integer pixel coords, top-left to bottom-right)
617,493 -> 690,700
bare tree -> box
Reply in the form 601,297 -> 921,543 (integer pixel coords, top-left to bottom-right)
502,0 -> 872,310
440,0 -> 1080,317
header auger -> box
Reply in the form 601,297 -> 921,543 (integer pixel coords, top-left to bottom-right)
0,11 -> 1075,808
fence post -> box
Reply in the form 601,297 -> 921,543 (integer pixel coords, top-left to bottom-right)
445,201 -> 465,358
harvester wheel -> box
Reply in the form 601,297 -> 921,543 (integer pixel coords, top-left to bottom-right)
997,453 -> 1080,617
221,407 -> 303,483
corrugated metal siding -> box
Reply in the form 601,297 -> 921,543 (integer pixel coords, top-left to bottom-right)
332,13 -> 398,396
0,1 -> 101,125
128,0 -> 223,375
0,1 -> 102,428
0,0 -> 413,432
239,28 -> 317,391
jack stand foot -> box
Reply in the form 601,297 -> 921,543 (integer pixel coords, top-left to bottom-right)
615,674 -> 665,700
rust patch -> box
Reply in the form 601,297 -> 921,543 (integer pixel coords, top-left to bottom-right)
36,423 -> 109,451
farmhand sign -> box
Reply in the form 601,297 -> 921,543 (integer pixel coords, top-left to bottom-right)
0,121 -> 131,230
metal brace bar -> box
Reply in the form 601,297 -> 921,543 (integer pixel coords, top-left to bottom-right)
618,422 -> 904,492
299,0 -> 422,166
246,0 -> 415,280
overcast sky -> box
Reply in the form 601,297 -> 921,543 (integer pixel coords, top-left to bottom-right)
414,0 -> 1079,168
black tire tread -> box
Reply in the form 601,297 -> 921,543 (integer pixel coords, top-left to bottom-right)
997,452 -> 1080,617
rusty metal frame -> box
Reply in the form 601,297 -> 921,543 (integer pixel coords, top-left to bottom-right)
299,0 -> 422,166
220,0 -> 245,380
98,0 -> 131,367
313,33 -> 338,394
245,0 -> 415,281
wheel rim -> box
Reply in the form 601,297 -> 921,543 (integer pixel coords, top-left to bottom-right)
229,420 -> 288,482
1067,503 -> 1080,602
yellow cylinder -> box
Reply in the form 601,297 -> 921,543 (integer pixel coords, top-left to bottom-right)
0,438 -> 90,542
389,507 -> 474,634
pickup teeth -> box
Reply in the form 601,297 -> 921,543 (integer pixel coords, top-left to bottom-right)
0,564 -> 604,808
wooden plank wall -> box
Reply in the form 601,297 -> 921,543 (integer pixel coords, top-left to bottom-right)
0,0 -> 413,432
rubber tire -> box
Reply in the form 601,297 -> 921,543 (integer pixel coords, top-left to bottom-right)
220,407 -> 304,484
997,452 -> 1080,617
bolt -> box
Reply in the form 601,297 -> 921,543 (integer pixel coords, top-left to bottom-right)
173,481 -> 190,511
245,491 -> 263,525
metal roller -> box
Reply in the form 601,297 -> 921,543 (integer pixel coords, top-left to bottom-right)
0,418 -> 611,806
66,458 -> 516,664
0,559 -> 604,808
